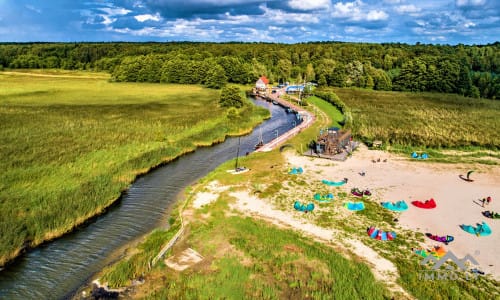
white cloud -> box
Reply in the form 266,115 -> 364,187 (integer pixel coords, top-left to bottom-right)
332,1 -> 388,22
464,21 -> 476,28
99,7 -> 131,16
395,4 -> 421,14
134,13 -> 161,22
288,0 -> 330,10
456,0 -> 486,7
332,1 -> 362,19
102,15 -> 117,25
25,5 -> 42,14
223,12 -> 251,23
261,5 -> 320,24
384,0 -> 402,3
366,10 -> 388,21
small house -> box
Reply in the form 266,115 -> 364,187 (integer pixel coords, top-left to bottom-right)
255,76 -> 269,91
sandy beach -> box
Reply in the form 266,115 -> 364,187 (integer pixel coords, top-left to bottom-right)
285,145 -> 500,279
192,144 -> 500,284
188,145 -> 500,299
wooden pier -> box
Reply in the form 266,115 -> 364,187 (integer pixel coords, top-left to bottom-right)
254,89 -> 315,152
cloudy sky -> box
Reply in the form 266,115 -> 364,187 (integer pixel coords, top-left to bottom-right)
0,0 -> 498,44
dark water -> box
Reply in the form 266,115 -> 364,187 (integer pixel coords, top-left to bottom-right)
0,98 -> 301,300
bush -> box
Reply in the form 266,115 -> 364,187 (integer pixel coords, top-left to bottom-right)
220,85 -> 244,108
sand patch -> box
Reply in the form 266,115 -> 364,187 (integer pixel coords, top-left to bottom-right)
165,248 -> 204,271
192,180 -> 229,209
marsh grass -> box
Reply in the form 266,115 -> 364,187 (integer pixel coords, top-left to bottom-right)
0,71 -> 269,266
329,88 -> 499,150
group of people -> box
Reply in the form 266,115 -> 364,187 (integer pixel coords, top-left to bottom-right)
481,196 -> 492,207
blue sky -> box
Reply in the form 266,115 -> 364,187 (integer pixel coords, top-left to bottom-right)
0,0 -> 498,44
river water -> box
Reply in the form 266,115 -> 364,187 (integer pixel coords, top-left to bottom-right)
0,98 -> 302,299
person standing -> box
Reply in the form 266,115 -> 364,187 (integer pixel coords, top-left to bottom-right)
486,196 -> 492,206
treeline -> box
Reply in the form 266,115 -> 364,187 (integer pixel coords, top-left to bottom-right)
0,42 -> 499,99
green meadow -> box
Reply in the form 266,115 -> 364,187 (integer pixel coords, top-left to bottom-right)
330,88 -> 500,150
0,70 -> 269,266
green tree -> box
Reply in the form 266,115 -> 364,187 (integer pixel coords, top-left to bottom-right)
205,64 -> 227,89
277,59 -> 292,83
305,63 -> 315,82
219,85 -> 244,108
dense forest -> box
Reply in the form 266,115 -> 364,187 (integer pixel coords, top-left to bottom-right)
1,42 -> 499,99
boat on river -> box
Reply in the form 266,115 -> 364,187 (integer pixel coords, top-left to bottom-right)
254,128 -> 264,149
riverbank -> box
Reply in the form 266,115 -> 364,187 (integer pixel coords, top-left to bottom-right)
0,71 -> 270,268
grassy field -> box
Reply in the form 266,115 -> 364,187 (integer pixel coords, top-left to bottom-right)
307,96 -> 344,129
329,88 -> 500,150
0,70 -> 269,266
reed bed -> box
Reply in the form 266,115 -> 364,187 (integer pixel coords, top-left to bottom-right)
0,71 -> 268,266
327,88 -> 499,149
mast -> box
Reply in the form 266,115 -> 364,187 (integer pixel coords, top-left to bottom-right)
235,136 -> 241,170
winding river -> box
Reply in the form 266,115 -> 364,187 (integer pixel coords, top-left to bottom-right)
0,98 -> 302,299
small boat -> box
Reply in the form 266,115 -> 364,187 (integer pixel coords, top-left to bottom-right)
254,128 -> 264,149
272,100 -> 278,105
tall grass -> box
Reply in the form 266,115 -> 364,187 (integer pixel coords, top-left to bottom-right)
0,71 -> 269,266
143,209 -> 391,299
325,88 -> 500,149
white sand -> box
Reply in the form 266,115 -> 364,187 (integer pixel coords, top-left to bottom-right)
286,145 -> 500,280
191,181 -> 228,208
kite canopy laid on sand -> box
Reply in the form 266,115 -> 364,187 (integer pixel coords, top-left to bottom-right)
414,246 -> 447,258
288,167 -> 303,175
411,152 -> 429,159
344,201 -> 365,211
367,227 -> 396,241
461,221 -> 492,236
351,188 -> 371,198
314,193 -> 334,202
381,200 -> 409,212
426,233 -> 455,245
322,179 -> 346,186
459,170 -> 475,182
482,211 -> 500,219
294,201 -> 314,212
351,188 -> 363,197
412,198 -> 436,209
